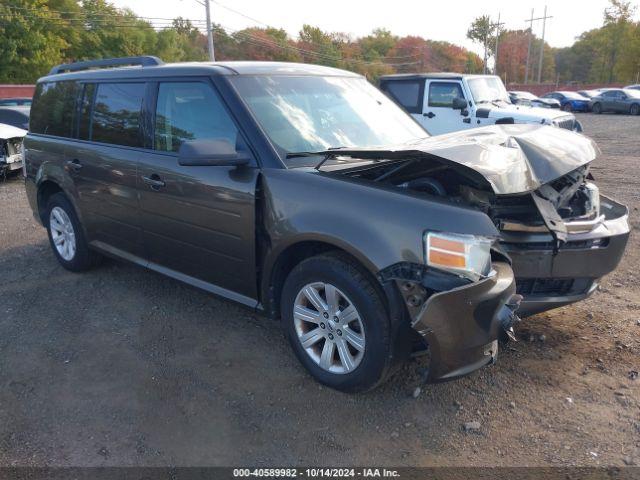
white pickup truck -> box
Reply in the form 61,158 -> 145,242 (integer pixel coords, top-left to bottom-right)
379,73 -> 582,136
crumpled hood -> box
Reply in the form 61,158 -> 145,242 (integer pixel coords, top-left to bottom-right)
0,123 -> 27,139
485,103 -> 573,122
326,124 -> 599,195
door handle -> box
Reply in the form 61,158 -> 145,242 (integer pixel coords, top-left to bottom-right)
65,159 -> 83,172
423,112 -> 436,118
142,174 -> 166,190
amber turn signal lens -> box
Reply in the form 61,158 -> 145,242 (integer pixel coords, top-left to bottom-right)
428,249 -> 466,268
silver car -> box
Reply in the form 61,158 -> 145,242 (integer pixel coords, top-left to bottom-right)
590,88 -> 640,115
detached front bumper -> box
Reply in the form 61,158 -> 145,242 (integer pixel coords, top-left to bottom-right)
395,262 -> 518,382
500,194 -> 630,316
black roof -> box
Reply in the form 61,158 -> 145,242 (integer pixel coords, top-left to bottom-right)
39,59 -> 362,83
379,72 -> 495,81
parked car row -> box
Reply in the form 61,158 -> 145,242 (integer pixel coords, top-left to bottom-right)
506,87 -> 640,115
20,57 -> 629,392
0,103 -> 29,177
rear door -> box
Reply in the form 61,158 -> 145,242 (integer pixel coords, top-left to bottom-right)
70,82 -> 145,256
422,80 -> 470,135
137,79 -> 259,302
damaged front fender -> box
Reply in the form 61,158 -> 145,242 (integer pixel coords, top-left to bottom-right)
382,261 -> 520,382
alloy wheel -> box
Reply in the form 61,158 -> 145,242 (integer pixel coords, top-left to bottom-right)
49,206 -> 76,261
293,282 -> 365,374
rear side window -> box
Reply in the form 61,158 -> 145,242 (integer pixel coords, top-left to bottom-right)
30,81 -> 78,137
428,82 -> 465,107
154,82 -> 239,153
382,80 -> 423,114
91,83 -> 145,147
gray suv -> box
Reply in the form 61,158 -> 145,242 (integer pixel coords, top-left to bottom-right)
24,57 -> 629,392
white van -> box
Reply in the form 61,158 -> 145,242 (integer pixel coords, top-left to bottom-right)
379,73 -> 582,136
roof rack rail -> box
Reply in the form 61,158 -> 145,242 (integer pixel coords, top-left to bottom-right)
49,56 -> 164,75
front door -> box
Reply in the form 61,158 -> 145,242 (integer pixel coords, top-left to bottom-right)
421,80 -> 471,135
137,80 -> 259,302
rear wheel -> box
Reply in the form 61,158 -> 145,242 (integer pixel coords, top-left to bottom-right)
630,103 -> 640,116
592,102 -> 602,114
281,253 -> 393,392
45,193 -> 101,272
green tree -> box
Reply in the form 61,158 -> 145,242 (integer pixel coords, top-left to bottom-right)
0,0 -> 70,82
467,15 -> 494,73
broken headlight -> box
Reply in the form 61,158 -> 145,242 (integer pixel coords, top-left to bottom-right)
583,182 -> 600,218
424,232 -> 495,282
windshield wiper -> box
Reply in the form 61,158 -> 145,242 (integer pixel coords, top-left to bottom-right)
285,151 -> 324,159
285,146 -> 347,160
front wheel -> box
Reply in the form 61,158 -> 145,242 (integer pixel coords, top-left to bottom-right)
281,253 -> 393,392
630,103 -> 640,116
562,103 -> 573,112
592,102 -> 602,114
45,193 -> 101,272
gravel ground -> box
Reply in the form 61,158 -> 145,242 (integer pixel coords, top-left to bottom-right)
0,113 -> 638,467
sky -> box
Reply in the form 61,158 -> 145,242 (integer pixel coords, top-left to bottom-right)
110,0 -> 630,55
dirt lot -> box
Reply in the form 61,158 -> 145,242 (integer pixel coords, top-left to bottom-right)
0,114 -> 638,468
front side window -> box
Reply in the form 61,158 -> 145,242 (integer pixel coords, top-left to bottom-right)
154,82 -> 239,153
30,81 -> 78,137
231,75 -> 427,166
428,82 -> 465,107
91,83 -> 145,147
382,80 -> 423,113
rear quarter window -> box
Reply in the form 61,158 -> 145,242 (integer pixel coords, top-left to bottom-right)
30,81 -> 78,137
381,80 -> 424,114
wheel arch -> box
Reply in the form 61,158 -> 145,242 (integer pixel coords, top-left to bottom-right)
260,236 -> 383,320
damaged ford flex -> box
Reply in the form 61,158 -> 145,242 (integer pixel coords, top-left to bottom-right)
24,58 -> 629,392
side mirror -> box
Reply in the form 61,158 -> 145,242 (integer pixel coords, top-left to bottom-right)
177,139 -> 251,167
452,97 -> 468,110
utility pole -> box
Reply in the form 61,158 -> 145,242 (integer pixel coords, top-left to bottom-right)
524,8 -> 552,84
492,13 -> 505,75
205,0 -> 215,61
524,9 -> 534,84
536,5 -> 550,84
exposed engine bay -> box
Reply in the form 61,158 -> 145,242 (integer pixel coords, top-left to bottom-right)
334,156 -> 599,245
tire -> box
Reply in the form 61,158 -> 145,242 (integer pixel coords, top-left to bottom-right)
281,252 -> 393,393
630,103 -> 640,116
562,103 -> 573,112
45,193 -> 101,272
592,102 -> 602,114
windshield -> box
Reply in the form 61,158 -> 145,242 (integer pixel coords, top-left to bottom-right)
467,77 -> 510,104
230,75 -> 427,166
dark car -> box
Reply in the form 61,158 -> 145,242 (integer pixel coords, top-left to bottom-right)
590,88 -> 640,115
0,106 -> 30,130
542,91 -> 590,112
509,90 -> 560,108
24,57 -> 629,392
0,97 -> 32,106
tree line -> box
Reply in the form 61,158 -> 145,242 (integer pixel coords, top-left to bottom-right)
469,0 -> 639,85
0,0 -> 638,85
